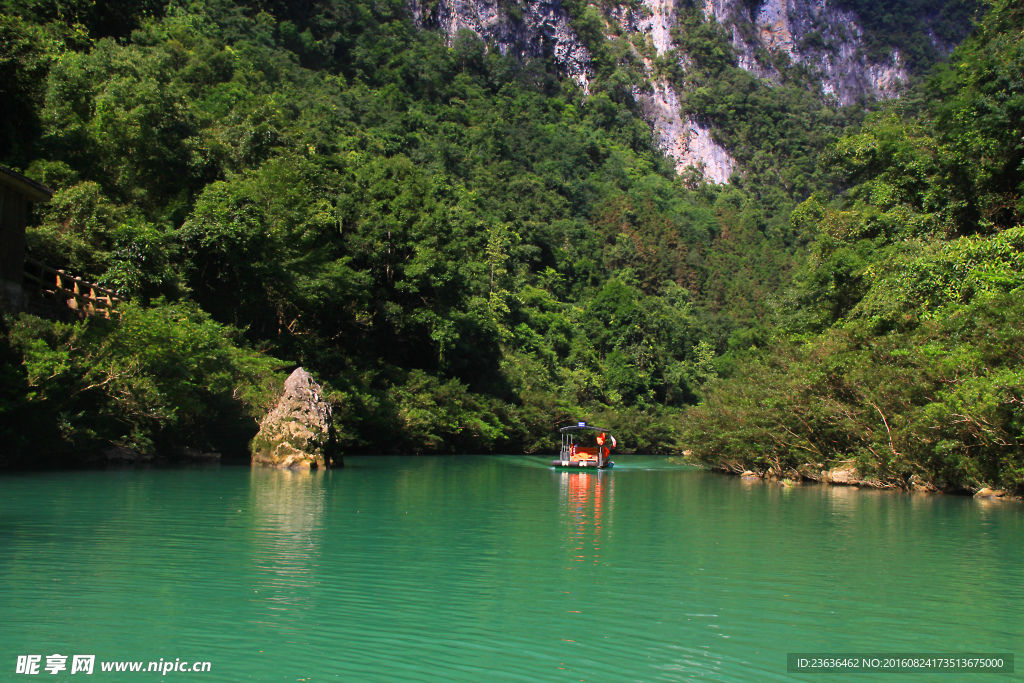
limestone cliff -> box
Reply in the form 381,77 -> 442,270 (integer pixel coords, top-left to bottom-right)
702,0 -> 907,106
635,78 -> 737,183
409,0 -> 914,182
409,0 -> 593,91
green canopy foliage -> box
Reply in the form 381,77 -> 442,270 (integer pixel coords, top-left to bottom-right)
4,0 -> 799,460
3,0 -> 1017,490
684,0 -> 1024,493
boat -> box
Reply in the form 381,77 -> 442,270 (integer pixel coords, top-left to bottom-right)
552,422 -> 616,468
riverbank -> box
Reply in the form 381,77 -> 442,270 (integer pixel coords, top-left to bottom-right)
704,460 -> 1023,502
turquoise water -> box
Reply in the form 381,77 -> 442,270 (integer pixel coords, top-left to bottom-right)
1,455 -> 1021,681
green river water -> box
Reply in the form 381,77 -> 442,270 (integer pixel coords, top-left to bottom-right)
1,455 -> 1022,682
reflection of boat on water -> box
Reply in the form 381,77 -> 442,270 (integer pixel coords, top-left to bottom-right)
552,422 -> 616,468
559,470 -> 612,518
558,469 -> 613,564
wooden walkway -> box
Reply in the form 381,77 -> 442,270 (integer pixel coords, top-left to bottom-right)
22,257 -> 123,319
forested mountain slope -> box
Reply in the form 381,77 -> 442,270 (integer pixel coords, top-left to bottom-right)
415,0 -> 976,182
682,0 -> 1024,494
2,0 -> 1015,495
0,0 -> 781,461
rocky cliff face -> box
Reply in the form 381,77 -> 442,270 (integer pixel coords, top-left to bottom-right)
702,0 -> 907,105
409,0 -> 593,91
634,0 -> 737,182
410,0 -> 909,183
634,78 -> 737,183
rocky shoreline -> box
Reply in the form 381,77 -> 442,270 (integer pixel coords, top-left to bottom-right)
707,459 -> 1020,501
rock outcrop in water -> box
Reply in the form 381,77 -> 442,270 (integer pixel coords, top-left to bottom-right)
251,368 -> 341,469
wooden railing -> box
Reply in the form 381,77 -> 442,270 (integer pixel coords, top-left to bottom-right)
23,256 -> 123,319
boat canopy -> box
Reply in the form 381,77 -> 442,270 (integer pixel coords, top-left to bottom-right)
559,422 -> 614,434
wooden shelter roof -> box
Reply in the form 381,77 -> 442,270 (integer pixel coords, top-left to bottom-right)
0,166 -> 53,203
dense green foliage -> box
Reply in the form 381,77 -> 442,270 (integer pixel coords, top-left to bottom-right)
0,303 -> 280,465
3,0 -> 1019,494
1,0 -> 813,462
835,0 -> 981,70
683,0 -> 1024,493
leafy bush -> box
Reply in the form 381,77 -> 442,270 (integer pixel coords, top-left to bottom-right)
2,301 -> 280,462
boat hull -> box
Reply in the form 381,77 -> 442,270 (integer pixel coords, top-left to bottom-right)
551,460 -> 614,469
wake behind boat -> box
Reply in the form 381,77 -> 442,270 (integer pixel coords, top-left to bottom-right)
552,422 -> 616,468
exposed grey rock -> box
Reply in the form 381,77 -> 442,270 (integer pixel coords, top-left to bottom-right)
410,0 -> 593,91
635,80 -> 738,182
703,0 -> 909,106
974,488 -> 1007,499
824,466 -> 861,485
251,368 -> 340,469
633,0 -> 739,181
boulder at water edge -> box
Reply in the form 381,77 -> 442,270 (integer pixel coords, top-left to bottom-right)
251,368 -> 341,469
